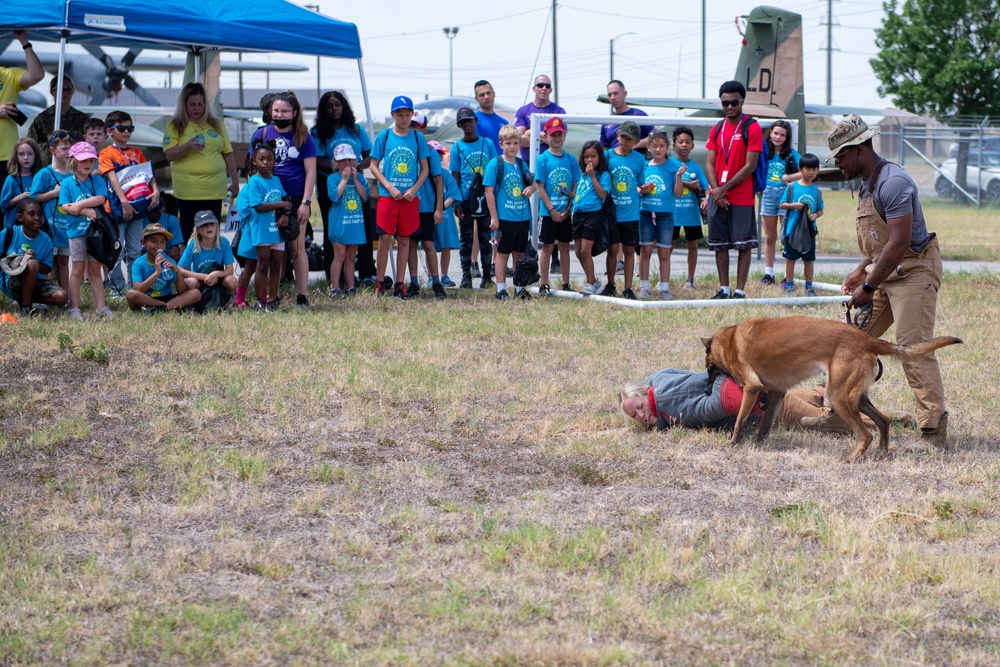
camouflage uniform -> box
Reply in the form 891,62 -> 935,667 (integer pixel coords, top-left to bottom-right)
27,106 -> 93,149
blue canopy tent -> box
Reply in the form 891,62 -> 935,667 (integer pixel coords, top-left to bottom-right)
0,0 -> 373,135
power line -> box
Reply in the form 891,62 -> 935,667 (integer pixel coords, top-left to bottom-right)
363,8 -> 548,40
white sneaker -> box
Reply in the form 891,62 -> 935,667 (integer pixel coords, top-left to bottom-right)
637,287 -> 651,299
67,307 -> 84,321
580,280 -> 602,296
683,280 -> 695,291
95,306 -> 115,320
659,290 -> 674,301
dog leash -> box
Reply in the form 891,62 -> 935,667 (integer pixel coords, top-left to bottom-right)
844,303 -> 884,382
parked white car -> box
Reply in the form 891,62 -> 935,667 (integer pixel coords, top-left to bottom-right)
936,152 -> 1000,200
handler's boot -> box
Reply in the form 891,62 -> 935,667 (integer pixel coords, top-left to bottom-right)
902,412 -> 949,453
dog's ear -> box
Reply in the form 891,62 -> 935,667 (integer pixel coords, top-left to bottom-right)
701,336 -> 713,353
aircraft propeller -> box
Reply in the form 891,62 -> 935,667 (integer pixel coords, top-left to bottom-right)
81,45 -> 161,106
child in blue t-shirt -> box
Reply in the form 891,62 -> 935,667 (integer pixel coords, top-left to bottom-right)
2,138 -> 44,229
176,210 -> 237,298
534,117 -> 580,295
326,143 -> 370,298
638,131 -> 683,300
573,141 -> 613,296
760,120 -> 801,285
59,142 -> 112,321
670,127 -> 709,291
126,222 -> 201,312
604,121 -> 647,299
246,141 -> 292,310
29,132 -> 74,290
435,166 -> 462,287
450,107 -> 498,288
232,185 -> 257,308
778,153 -> 823,296
0,198 -> 68,316
485,125 -> 536,300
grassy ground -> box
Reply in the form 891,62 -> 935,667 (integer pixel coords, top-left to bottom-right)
1,268 -> 998,665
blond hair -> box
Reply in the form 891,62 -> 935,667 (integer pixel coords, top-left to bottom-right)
170,82 -> 223,136
498,124 -> 522,144
619,380 -> 652,429
193,221 -> 222,253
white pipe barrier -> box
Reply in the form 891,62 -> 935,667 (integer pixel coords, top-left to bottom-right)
531,288 -> 846,309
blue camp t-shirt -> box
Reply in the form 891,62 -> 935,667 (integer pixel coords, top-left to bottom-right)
534,150 -> 581,213
672,158 -> 708,227
484,157 -> 531,222
606,149 -> 645,222
0,227 -> 54,299
451,137 -> 497,200
442,170 -> 461,219
249,126 -> 317,197
234,186 -> 257,260
782,181 -> 824,237
640,160 -> 679,214
132,255 -> 175,298
475,111 -> 508,154
178,236 -> 235,274
245,173 -> 287,247
370,128 -> 430,198
1,172 -> 35,229
766,149 -> 801,187
417,145 -> 443,214
59,173 -> 107,239
312,124 -> 373,174
29,166 -> 72,246
573,171 -> 612,213
327,172 -> 370,246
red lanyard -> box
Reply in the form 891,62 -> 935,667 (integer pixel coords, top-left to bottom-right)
720,116 -> 746,162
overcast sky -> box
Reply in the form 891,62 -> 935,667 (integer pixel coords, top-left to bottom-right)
37,0 -> 895,119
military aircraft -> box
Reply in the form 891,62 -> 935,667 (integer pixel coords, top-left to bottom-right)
597,5 -> 915,176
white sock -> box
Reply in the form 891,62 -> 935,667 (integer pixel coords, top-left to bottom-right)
721,286 -> 731,296
640,280 -> 649,289
497,282 -> 507,293
659,282 -> 669,292
734,289 -> 745,296
764,266 -> 774,277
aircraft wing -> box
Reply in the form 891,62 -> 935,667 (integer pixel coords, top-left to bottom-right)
804,104 -> 917,119
127,57 -> 308,73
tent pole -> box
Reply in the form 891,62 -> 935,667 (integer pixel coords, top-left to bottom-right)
357,59 -> 375,142
54,33 -> 68,131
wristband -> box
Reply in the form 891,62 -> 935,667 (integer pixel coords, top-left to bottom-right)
22,42 -> 33,50
862,282 -> 876,294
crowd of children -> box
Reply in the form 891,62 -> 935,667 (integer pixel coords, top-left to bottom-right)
1,90 -> 827,316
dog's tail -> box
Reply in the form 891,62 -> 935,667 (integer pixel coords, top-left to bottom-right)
876,336 -> 964,359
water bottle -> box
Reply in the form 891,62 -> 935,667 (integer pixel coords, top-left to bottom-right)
157,249 -> 174,282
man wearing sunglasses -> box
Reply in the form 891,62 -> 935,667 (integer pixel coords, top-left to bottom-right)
515,75 -> 565,163
1,29 -> 44,182
704,80 -> 762,300
27,76 -> 92,154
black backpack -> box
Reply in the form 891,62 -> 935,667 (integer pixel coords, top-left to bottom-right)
465,139 -> 490,220
590,177 -> 616,257
513,241 -> 540,287
82,177 -> 122,271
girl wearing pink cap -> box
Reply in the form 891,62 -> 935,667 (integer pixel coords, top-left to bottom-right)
59,141 -> 112,320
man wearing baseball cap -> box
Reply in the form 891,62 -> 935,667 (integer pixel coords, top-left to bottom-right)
825,114 -> 949,453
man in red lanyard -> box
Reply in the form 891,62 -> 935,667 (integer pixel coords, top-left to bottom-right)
704,80 -> 762,299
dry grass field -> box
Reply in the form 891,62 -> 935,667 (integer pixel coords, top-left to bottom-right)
1,260 -> 998,664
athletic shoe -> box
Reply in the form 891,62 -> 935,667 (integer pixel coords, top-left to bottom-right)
432,283 -> 447,299
460,274 -> 473,289
599,283 -> 617,297
375,281 -> 386,298
659,290 -> 674,301
621,287 -> 636,300
538,284 -> 552,297
441,275 -> 457,288
266,299 -> 281,311
782,281 -> 796,294
393,283 -> 410,300
759,274 -> 776,286
580,280 -> 602,296
710,289 -> 729,300
296,294 -> 310,307
730,292 -> 746,299
95,306 -> 115,320
561,283 -> 574,292
360,276 -> 378,288
345,287 -> 358,297
683,280 -> 695,291
408,283 -> 420,298
516,289 -> 531,301
253,301 -> 268,312
471,262 -> 482,278
495,290 -> 509,301
328,287 -> 344,299
18,306 -> 39,318
805,288 -> 818,297
637,287 -> 651,299
141,305 -> 167,314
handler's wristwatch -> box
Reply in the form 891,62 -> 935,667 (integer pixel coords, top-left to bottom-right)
862,282 -> 876,294
301,200 -> 311,207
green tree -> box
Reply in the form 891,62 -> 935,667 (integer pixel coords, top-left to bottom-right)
871,0 -> 1000,201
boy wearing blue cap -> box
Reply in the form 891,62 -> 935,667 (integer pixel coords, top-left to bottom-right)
369,95 -> 431,299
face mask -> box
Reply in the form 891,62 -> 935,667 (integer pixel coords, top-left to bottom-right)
272,117 -> 293,130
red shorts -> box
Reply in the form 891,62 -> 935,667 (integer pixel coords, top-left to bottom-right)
376,196 -> 420,237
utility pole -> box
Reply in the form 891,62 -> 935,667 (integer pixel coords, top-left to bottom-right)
701,0 -> 706,98
552,0 -> 558,105
306,5 -> 321,105
610,32 -> 635,83
443,27 -> 459,97
823,0 -> 838,105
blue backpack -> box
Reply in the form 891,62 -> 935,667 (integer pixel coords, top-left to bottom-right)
712,116 -> 768,194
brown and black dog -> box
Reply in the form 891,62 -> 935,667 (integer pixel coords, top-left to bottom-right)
701,316 -> 962,462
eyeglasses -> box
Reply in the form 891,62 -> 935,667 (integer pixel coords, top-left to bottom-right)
111,125 -> 135,133
535,82 -> 552,89
720,98 -> 743,108
49,130 -> 77,145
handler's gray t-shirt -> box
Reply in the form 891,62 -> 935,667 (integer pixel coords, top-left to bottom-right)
859,162 -> 931,253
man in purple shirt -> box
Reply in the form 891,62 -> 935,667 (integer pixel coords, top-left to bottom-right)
514,74 -> 566,162
600,79 -> 652,151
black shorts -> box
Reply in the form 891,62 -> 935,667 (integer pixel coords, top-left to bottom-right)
706,200 -> 757,251
609,220 -> 639,249
572,209 -> 604,242
673,224 -> 704,242
412,211 -> 437,243
496,220 -> 529,255
539,215 -> 572,244
781,238 -> 816,262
